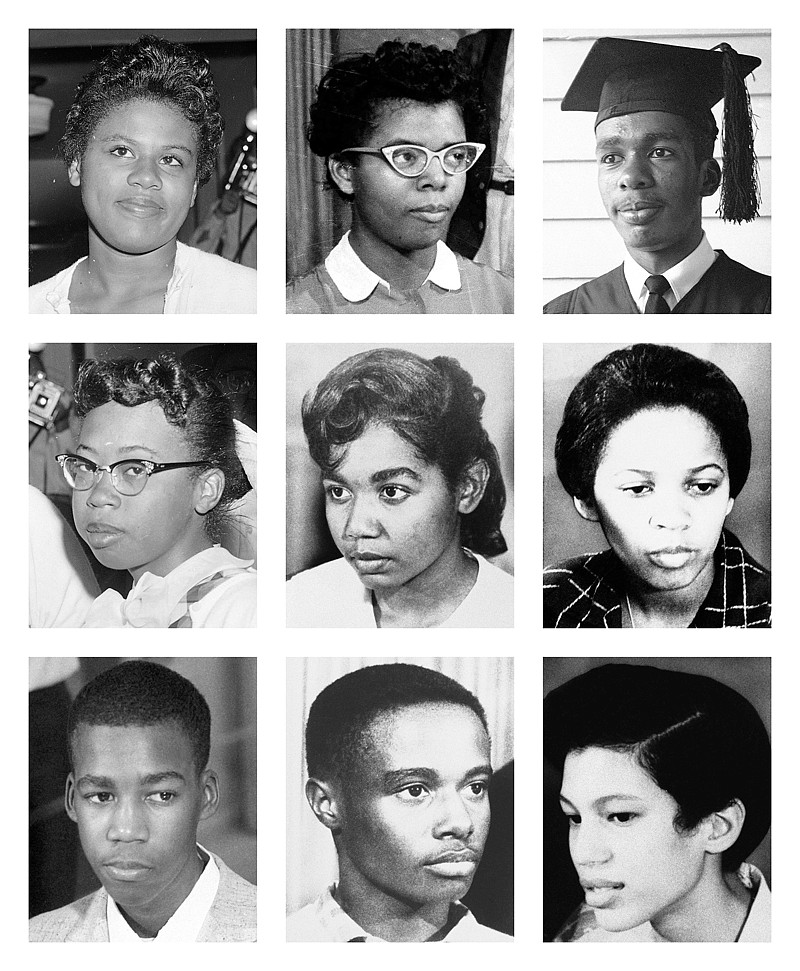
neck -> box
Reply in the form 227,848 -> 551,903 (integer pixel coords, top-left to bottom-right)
84,226 -> 178,294
372,543 -> 477,628
627,225 -> 703,276
116,848 -> 204,938
334,874 -> 452,942
129,534 -> 214,583
624,556 -> 715,628
651,864 -> 751,942
348,220 -> 438,291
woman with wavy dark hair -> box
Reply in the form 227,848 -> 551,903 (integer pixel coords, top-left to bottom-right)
544,343 -> 770,628
287,348 -> 513,627
55,354 -> 256,627
287,40 -> 513,313
30,35 -> 255,314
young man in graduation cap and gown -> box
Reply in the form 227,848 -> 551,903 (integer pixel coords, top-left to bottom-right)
544,37 -> 771,314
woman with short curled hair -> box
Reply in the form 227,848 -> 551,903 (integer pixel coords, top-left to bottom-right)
288,347 -> 513,627
56,354 -> 256,627
544,343 -> 770,628
30,35 -> 255,314
287,40 -> 513,313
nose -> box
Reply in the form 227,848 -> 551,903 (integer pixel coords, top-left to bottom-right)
648,490 -> 691,530
127,154 -> 162,190
85,470 -> 121,508
107,798 -> 148,843
341,496 -> 381,540
617,152 -> 654,191
432,788 -> 476,841
570,821 -> 612,867
418,155 -> 447,190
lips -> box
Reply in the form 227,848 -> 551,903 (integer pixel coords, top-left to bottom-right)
84,522 -> 125,549
409,204 -> 450,224
424,848 -> 480,879
580,877 -> 625,908
427,849 -> 480,865
617,200 -> 663,226
103,859 -> 152,881
580,878 -> 624,890
349,551 -> 391,573
647,546 -> 697,569
117,196 -> 164,217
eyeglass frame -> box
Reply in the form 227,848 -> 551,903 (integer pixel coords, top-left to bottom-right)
55,453 -> 213,496
339,141 -> 486,178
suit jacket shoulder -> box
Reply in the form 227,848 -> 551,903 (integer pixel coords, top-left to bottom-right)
544,265 -> 637,314
198,855 -> 257,942
29,888 -> 109,942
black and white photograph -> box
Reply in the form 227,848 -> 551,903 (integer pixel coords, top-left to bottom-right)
543,28 -> 771,312
543,657 -> 770,942
29,657 -> 257,941
286,657 -> 513,942
286,28 -> 513,313
543,342 -> 770,628
29,343 -> 256,628
29,29 -> 256,314
286,343 -> 513,628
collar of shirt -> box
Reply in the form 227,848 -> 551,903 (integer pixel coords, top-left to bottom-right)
624,233 -> 717,312
106,844 -> 220,942
324,231 -> 461,302
82,546 -> 254,628
311,884 -> 488,942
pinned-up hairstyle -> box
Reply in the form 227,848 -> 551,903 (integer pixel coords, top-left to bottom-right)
68,660 -> 211,775
74,353 -> 249,540
59,34 -> 224,185
555,343 -> 752,502
302,347 -> 508,558
306,662 -> 488,782
544,663 -> 771,870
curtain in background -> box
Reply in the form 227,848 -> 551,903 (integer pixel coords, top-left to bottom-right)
286,656 -> 513,913
286,29 -> 346,280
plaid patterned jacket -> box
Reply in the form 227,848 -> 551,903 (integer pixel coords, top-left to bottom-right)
543,529 -> 771,628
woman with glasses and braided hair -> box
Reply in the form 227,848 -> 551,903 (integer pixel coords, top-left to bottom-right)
55,354 -> 256,627
287,40 -> 513,313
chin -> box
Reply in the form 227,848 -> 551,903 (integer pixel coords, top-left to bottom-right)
592,906 -> 649,933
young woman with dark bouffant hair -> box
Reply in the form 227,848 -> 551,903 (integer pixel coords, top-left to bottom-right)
287,347 -> 513,628
55,354 -> 256,627
29,34 -> 255,314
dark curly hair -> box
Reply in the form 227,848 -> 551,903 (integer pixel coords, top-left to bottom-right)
74,353 -> 249,540
68,660 -> 211,776
59,34 -> 224,186
555,344 -> 752,502
544,663 -> 771,871
306,663 -> 488,783
308,40 -> 486,195
302,348 -> 508,558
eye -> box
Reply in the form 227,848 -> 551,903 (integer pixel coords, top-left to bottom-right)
380,485 -> 409,503
466,781 -> 489,798
86,791 -> 114,804
622,483 -> 652,496
161,154 -> 183,167
325,484 -> 350,503
119,462 -> 149,480
650,148 -> 674,158
564,813 -> 581,827
147,791 -> 176,804
110,146 -> 133,158
688,480 -> 718,496
397,783 -> 429,802
600,153 -> 622,165
608,812 -> 638,824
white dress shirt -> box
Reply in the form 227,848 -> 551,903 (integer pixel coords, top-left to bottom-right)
624,233 -> 718,312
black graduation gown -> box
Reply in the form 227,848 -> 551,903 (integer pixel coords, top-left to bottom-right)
544,251 -> 770,313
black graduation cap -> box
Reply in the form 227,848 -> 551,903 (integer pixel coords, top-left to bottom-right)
561,37 -> 763,223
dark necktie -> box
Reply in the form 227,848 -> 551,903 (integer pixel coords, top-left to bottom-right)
644,274 -> 672,313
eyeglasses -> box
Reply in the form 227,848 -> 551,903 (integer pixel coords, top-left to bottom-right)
55,453 -> 211,497
341,142 -> 486,178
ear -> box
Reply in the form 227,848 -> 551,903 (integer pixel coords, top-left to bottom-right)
190,179 -> 198,208
68,159 -> 82,187
702,799 -> 746,857
573,494 -> 600,523
725,496 -> 734,517
194,468 -> 225,516
327,155 -> 356,198
306,777 -> 343,832
457,458 -> 489,515
198,769 -> 220,821
65,772 -> 78,823
700,157 -> 722,198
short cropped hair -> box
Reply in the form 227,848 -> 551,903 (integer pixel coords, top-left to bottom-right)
74,353 -> 249,541
302,347 -> 507,557
555,344 -> 752,502
308,40 -> 486,194
544,663 -> 770,870
68,661 -> 211,775
59,34 -> 224,185
306,663 -> 488,782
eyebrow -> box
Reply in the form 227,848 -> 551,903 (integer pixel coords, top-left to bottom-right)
384,764 -> 493,789
612,463 -> 726,477
559,793 -> 644,809
76,444 -> 159,457
596,130 -> 683,151
76,770 -> 187,789
323,467 -> 422,486
99,134 -> 195,156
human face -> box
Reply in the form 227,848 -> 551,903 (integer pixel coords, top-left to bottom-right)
72,401 -> 214,580
343,100 -> 468,253
69,99 -> 198,256
66,723 -> 217,922
334,703 -> 492,914
560,747 -> 707,933
580,407 -> 733,594
322,423 -> 463,592
596,111 -> 715,269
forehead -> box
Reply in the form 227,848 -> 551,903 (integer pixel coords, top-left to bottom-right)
331,423 -> 432,477
562,747 -> 674,807
595,110 -> 692,146
597,407 -> 726,472
79,400 -> 188,457
71,721 -> 195,776
90,97 -> 197,150
368,99 -> 466,147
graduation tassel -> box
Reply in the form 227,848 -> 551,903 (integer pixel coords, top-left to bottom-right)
713,43 -> 761,224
